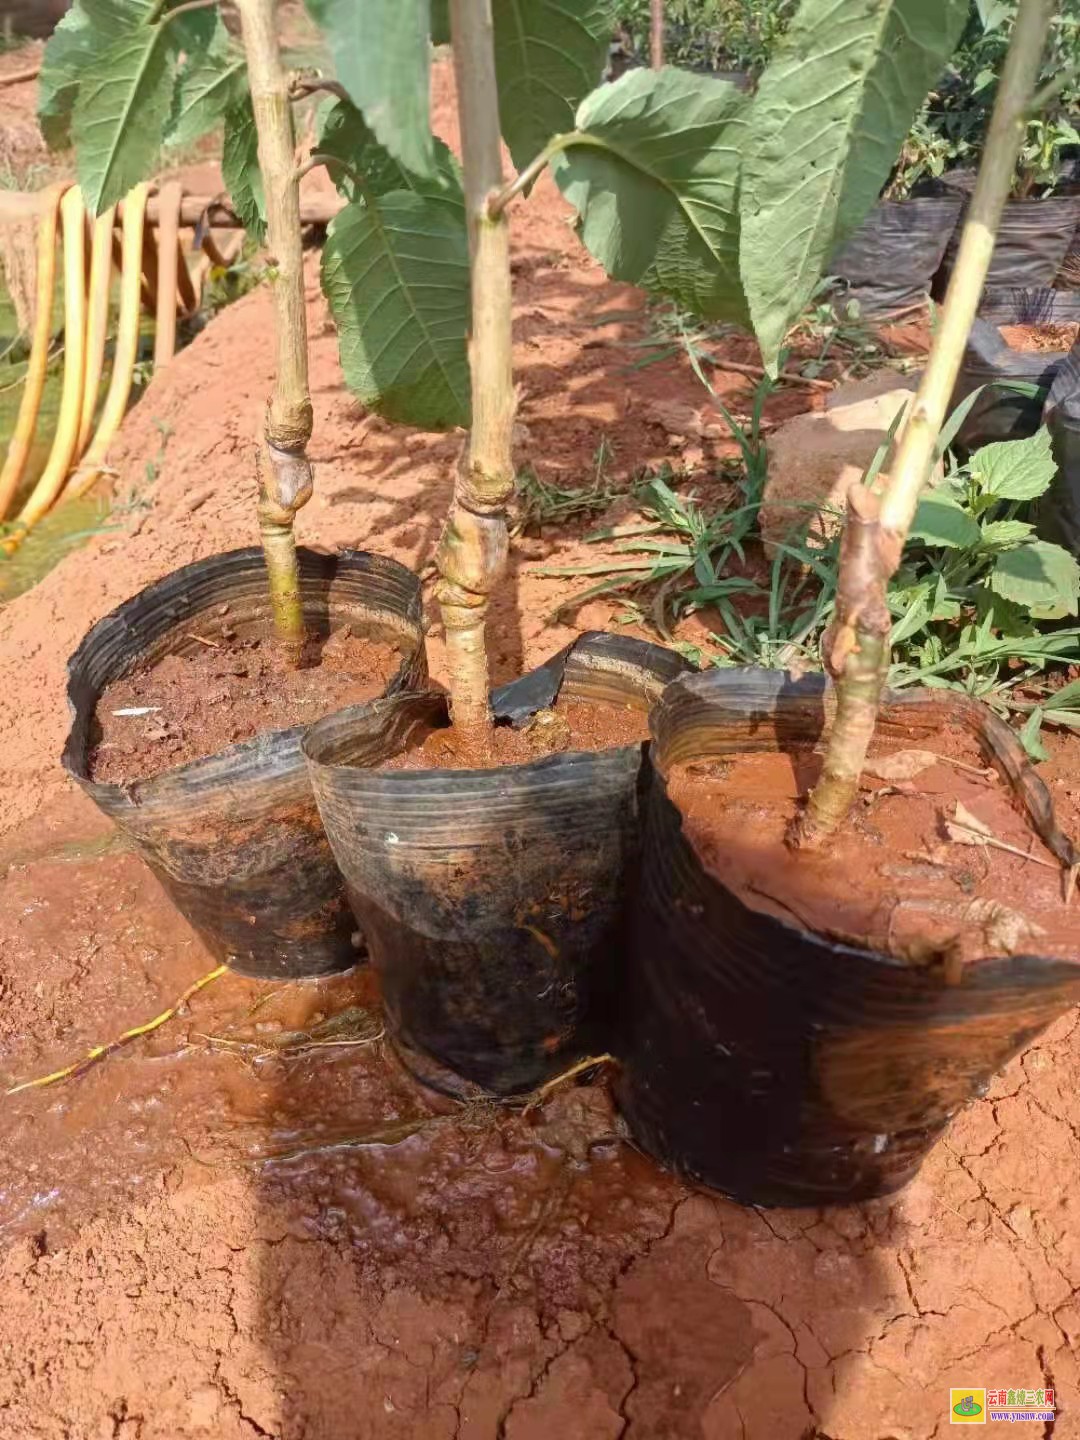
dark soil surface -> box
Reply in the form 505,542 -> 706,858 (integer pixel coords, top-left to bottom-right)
670,726 -> 1077,968
382,700 -> 650,772
91,627 -> 401,781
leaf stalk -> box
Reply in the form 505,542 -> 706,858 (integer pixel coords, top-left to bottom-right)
488,131 -> 595,218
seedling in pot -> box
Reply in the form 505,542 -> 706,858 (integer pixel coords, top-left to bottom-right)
42,1 -> 430,985
37,0 -> 315,659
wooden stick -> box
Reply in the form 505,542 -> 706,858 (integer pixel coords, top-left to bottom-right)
0,64 -> 41,89
0,190 -> 346,228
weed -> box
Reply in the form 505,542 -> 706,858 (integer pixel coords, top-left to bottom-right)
514,438 -> 620,536
533,372 -> 773,632
791,285 -> 892,380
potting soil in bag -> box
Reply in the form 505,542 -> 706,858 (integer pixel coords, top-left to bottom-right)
938,196 -> 1080,292
64,547 -> 427,979
304,632 -> 691,1097
828,198 -> 961,318
950,313 -> 1073,450
616,669 -> 1080,1206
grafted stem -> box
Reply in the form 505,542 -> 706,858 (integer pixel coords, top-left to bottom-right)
791,0 -> 1056,848
438,0 -> 516,732
235,0 -> 312,663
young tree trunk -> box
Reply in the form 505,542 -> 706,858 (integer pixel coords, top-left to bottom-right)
650,0 -> 664,68
235,0 -> 313,664
790,0 -> 1055,849
437,0 -> 515,733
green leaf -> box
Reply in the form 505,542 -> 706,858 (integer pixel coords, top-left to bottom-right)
979,518 -> 1035,548
738,0 -> 968,366
322,192 -> 471,429
493,0 -> 614,171
975,0 -> 1013,30
221,95 -> 266,242
1044,679 -> 1080,712
83,0 -> 154,25
167,19 -> 247,149
317,99 -> 462,209
1019,708 -> 1050,763
969,427 -> 1057,502
304,0 -> 434,177
552,68 -> 750,325
38,4 -> 92,150
72,22 -> 177,215
163,2 -> 221,54
37,0 -> 154,150
988,541 -> 1080,618
908,491 -> 981,550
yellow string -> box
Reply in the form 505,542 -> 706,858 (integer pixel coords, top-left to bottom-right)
5,964 -> 228,1096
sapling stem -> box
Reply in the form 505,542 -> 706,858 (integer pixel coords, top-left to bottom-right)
650,0 -> 664,68
791,0 -> 1056,849
438,0 -> 516,733
235,0 -> 313,664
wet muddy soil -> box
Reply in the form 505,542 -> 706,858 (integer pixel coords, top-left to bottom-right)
382,699 -> 651,772
670,727 -> 1078,967
91,627 -> 400,780
4,791 -> 1080,1439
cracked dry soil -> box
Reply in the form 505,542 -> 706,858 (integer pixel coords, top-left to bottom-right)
2,57 -> 1080,1440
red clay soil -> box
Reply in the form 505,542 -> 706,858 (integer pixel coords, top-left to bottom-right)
2,54 -> 1080,1440
382,700 -> 651,771
999,321 -> 1080,353
671,730 -> 1077,966
91,630 -> 401,781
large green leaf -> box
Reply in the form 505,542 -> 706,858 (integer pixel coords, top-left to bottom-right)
72,22 -> 177,214
989,541 -> 1080,617
551,67 -> 750,325
909,491 -> 981,550
221,95 -> 266,241
38,0 -> 156,150
493,0 -> 614,170
970,427 -> 1057,502
739,0 -> 968,366
167,15 -> 247,149
38,4 -> 93,150
317,99 -> 463,209
304,0 -> 434,177
322,192 -> 471,429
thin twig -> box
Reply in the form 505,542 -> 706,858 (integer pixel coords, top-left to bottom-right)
521,1053 -> 615,1115
5,964 -> 228,1095
702,354 -> 833,391
288,75 -> 350,103
0,65 -> 41,88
